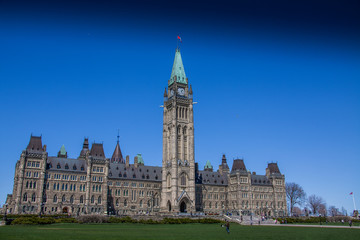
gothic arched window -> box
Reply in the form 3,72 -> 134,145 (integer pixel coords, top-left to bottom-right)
31,193 -> 36,202
53,195 -> 57,203
80,195 -> 84,203
23,193 -> 27,201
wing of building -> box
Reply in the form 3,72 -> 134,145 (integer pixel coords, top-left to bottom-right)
4,48 -> 287,217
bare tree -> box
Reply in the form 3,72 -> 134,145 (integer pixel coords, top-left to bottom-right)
308,194 -> 325,215
286,182 -> 306,216
319,203 -> 327,216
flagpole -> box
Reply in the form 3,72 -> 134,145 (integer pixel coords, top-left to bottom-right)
353,193 -> 357,210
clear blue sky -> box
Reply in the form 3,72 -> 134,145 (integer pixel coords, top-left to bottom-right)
0,0 -> 359,214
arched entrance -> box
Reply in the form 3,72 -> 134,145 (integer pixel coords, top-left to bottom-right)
62,207 -> 68,213
167,201 -> 171,212
180,201 -> 187,213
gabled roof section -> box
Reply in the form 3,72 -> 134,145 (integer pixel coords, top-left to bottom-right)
169,48 -> 187,85
57,144 -> 67,158
90,143 -> 105,158
111,142 -> 124,163
267,163 -> 281,174
204,160 -> 213,171
26,135 -> 43,152
231,159 -> 247,172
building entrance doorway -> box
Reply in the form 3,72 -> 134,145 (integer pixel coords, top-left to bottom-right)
180,201 -> 187,213
62,207 -> 68,213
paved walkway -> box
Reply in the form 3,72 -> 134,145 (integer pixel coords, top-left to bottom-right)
258,224 -> 360,229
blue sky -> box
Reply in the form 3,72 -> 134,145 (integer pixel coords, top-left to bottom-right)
0,0 -> 359,213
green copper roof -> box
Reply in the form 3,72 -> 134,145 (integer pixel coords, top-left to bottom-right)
60,144 -> 66,155
205,160 -> 213,169
169,48 -> 187,85
137,154 -> 144,164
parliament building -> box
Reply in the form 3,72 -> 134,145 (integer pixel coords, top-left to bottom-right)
5,49 -> 287,217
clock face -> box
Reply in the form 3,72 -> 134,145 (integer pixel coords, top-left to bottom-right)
170,90 -> 174,96
177,88 -> 185,96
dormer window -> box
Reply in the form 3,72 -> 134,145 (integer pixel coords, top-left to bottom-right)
73,165 -> 77,170
124,173 -> 127,177
57,163 -> 61,169
81,165 -> 84,171
155,175 -> 158,180
119,173 -> 122,177
65,164 -> 69,169
133,174 -> 136,178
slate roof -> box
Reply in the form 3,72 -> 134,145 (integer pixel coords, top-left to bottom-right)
267,163 -> 282,175
47,157 -> 87,173
250,175 -> 272,186
27,136 -> 43,152
108,162 -> 162,182
231,159 -> 247,173
197,170 -> 228,186
90,143 -> 105,158
111,142 -> 124,163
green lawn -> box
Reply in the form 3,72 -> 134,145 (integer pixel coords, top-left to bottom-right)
0,223 -> 359,240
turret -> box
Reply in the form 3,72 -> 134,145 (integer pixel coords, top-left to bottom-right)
57,145 -> 67,158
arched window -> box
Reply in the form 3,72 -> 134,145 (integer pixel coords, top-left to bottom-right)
209,202 -> 212,208
96,185 -> 98,192
91,195 -> 94,204
70,184 -> 73,191
29,181 -> 33,188
99,185 -> 101,192
62,195 -> 66,202
215,202 -> 218,209
124,199 -> 127,207
98,196 -> 101,204
140,200 -> 143,208
70,195 -> 74,204
167,174 -> 171,188
80,195 -> 84,203
73,164 -> 77,170
73,184 -> 76,191
116,199 -> 119,206
65,184 -> 68,191
23,193 -> 27,201
180,173 -> 186,186
93,185 -> 95,192
43,194 -> 47,202
26,181 -> 29,188
80,185 -> 82,191
65,164 -> 69,169
62,184 -> 64,190
53,195 -> 57,203
31,193 -> 36,202
57,183 -> 59,190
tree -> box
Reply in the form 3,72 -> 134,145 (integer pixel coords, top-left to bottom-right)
286,182 -> 306,216
308,194 -> 325,215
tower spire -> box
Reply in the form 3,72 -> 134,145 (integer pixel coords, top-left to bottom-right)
169,48 -> 187,86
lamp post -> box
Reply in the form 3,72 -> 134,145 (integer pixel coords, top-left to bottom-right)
319,214 -> 322,225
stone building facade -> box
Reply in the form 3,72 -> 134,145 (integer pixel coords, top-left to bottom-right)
4,48 -> 287,217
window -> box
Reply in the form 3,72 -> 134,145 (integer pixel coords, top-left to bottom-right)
124,199 -> 127,207
65,164 -> 69,169
23,193 -> 27,201
70,195 -> 74,204
180,173 -> 186,186
62,195 -> 66,202
98,196 -> 101,204
53,195 -> 57,203
80,195 -> 84,203
73,165 -> 77,170
140,200 -> 143,208
91,196 -> 94,204
57,163 -> 61,169
81,165 -> 85,171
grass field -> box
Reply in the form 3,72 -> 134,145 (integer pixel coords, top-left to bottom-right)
1,223 -> 359,240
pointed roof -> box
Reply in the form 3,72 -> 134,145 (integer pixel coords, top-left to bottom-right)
79,138 -> 89,158
58,144 -> 67,158
27,135 -> 43,152
169,48 -> 187,85
231,159 -> 247,172
90,143 -> 105,158
204,160 -> 213,171
60,145 -> 66,155
111,142 -> 124,163
136,154 -> 144,165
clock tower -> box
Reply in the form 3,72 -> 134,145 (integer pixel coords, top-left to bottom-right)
161,48 -> 195,213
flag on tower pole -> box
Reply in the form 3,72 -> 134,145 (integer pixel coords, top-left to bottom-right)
177,35 -> 182,42
350,192 -> 357,211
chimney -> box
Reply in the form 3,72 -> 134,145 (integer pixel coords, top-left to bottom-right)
134,156 -> 138,168
252,172 -> 256,175
126,155 -> 130,168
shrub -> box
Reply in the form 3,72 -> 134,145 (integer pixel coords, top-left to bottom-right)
11,216 -> 55,225
77,215 -> 109,224
55,217 -> 78,223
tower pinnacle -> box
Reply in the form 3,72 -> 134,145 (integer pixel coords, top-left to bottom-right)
169,48 -> 187,86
